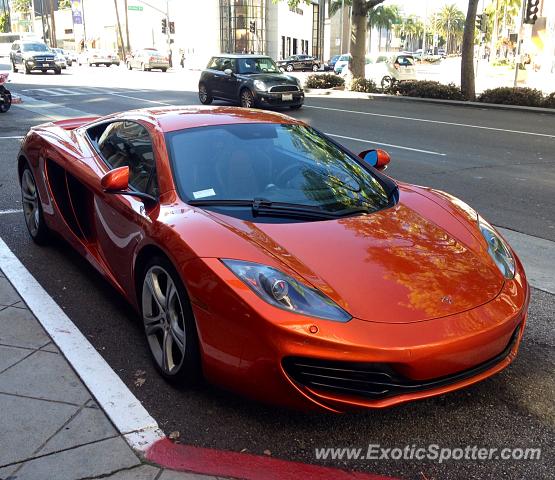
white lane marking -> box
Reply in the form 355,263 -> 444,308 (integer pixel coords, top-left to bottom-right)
0,238 -> 165,452
498,228 -> 555,295
326,132 -> 446,156
15,94 -> 91,120
107,92 -> 172,105
0,209 -> 23,215
307,105 -> 555,139
21,88 -> 153,97
0,136 -> 24,140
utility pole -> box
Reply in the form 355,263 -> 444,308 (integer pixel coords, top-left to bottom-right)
124,0 -> 130,54
39,0 -> 47,44
490,0 -> 499,62
30,0 -> 36,34
339,0 -> 344,54
113,0 -> 125,59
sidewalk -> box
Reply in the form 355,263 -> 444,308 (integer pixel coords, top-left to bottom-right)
0,267 -> 219,480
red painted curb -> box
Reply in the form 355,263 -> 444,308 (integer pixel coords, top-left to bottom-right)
146,439 -> 399,480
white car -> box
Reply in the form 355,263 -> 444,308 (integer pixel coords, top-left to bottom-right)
364,54 -> 417,88
52,48 -> 67,69
334,53 -> 351,74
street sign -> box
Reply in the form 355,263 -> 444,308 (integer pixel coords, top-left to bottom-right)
128,5 -> 143,11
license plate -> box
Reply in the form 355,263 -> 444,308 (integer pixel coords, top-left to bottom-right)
282,93 -> 293,101
42,63 -> 49,67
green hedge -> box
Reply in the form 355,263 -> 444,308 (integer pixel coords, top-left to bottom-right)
392,80 -> 465,100
477,87 -> 545,107
350,78 -> 379,93
305,74 -> 344,89
543,92 -> 555,109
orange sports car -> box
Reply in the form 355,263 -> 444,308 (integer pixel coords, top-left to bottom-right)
18,106 -> 529,412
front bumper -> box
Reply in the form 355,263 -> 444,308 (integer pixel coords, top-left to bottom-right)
254,90 -> 304,107
185,256 -> 529,412
27,59 -> 57,70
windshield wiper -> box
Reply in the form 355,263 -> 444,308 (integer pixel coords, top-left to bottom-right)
188,198 -> 369,220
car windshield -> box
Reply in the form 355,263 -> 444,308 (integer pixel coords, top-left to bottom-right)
236,57 -> 280,74
22,43 -> 48,52
166,123 -> 391,215
339,55 -> 350,61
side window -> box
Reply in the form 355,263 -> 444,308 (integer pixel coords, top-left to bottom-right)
207,57 -> 221,70
221,57 -> 234,72
97,121 -> 159,197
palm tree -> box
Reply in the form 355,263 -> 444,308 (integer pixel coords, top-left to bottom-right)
433,4 -> 465,54
396,15 -> 424,52
367,5 -> 401,52
486,0 -> 520,59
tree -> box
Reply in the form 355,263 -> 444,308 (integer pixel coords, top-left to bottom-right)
58,0 -> 72,9
461,0 -> 479,100
113,0 -> 125,59
11,0 -> 31,15
0,11 -> 9,32
433,4 -> 465,54
368,5 -> 401,52
396,15 -> 424,52
330,0 -> 386,78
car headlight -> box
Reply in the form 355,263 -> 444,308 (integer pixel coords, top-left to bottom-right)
478,216 -> 515,279
253,80 -> 267,91
222,259 -> 351,322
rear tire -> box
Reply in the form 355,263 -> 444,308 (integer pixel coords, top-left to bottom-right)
20,164 -> 50,245
286,64 -> 293,72
127,62 -> 132,70
198,83 -> 213,105
161,68 -> 167,72
140,256 -> 201,385
312,64 -> 319,72
0,88 -> 11,113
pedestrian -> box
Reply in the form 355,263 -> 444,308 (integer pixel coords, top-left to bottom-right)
169,49 -> 173,68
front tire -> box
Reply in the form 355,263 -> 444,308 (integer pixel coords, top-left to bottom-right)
127,62 -> 132,70
289,104 -> 302,110
312,64 -> 319,72
141,256 -> 201,385
54,67 -> 62,75
240,88 -> 255,108
20,164 -> 49,245
198,83 -> 213,104
0,88 -> 12,113
381,75 -> 394,90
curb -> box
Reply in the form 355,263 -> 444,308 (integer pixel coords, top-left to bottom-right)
305,88 -> 555,114
0,238 -> 399,480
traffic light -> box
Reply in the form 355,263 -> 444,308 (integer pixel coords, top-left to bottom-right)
475,13 -> 488,33
169,21 -> 175,34
524,0 -> 540,24
161,18 -> 167,34
249,20 -> 256,34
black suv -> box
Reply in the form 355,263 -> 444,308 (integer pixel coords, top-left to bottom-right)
199,55 -> 304,109
276,54 -> 321,72
10,41 -> 60,75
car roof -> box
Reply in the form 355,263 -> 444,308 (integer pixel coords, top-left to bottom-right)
113,106 -> 305,133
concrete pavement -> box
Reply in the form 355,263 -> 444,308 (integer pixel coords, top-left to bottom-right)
0,266 -> 222,480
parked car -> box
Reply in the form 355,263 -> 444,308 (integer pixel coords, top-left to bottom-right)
52,48 -> 76,66
10,40 -> 60,74
276,54 -> 320,72
79,49 -> 120,67
438,48 -> 447,58
199,54 -> 304,109
52,48 -> 67,69
324,54 -> 340,71
363,53 -> 417,89
17,106 -> 529,412
333,53 -> 351,74
126,48 -> 170,72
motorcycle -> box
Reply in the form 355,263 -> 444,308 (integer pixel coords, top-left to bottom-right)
0,72 -> 12,113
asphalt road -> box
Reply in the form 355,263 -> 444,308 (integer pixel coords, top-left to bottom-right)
0,62 -> 554,480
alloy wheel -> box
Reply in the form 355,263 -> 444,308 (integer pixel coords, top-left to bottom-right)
142,266 -> 187,376
240,89 -> 254,108
21,169 -> 40,237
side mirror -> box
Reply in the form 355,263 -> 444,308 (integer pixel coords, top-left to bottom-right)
101,166 -> 129,192
359,149 -> 391,171
224,68 -> 233,76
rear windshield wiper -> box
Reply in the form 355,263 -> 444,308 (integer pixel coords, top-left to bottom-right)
188,198 -> 369,220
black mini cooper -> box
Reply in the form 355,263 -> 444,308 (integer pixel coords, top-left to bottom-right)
198,54 -> 304,109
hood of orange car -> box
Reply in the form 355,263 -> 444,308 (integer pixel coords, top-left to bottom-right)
201,187 -> 503,324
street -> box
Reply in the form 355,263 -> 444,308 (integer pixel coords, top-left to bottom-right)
1,61 -> 554,480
